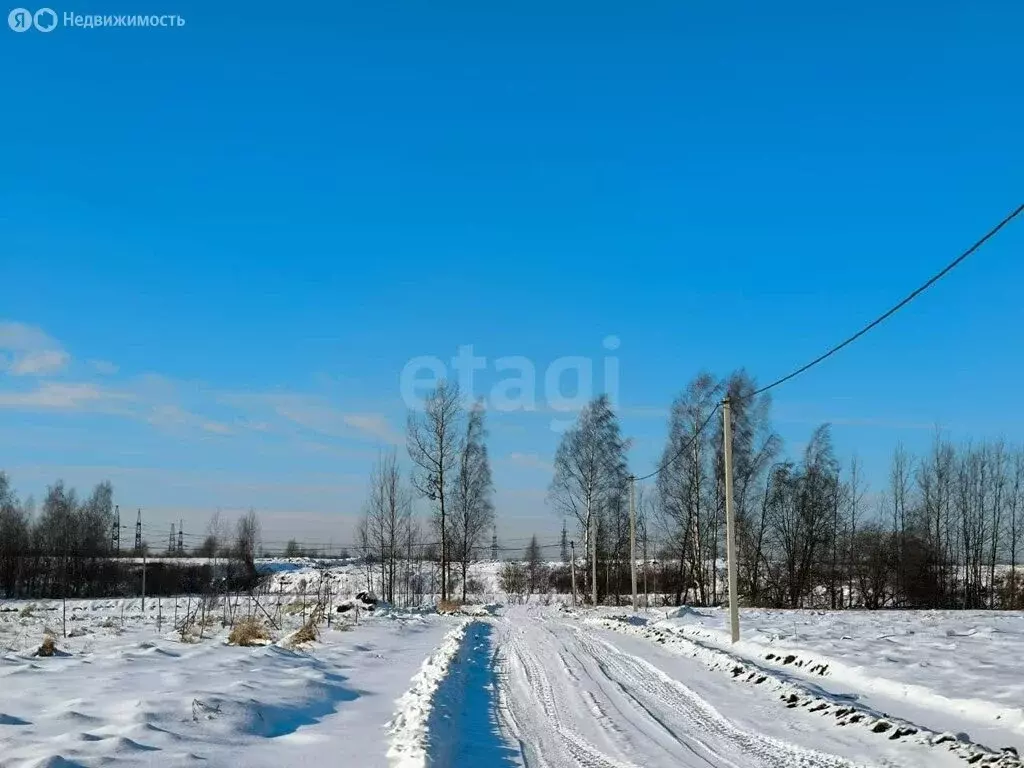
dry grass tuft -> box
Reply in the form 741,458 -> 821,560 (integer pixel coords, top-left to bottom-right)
37,635 -> 56,657
437,600 -> 463,614
228,617 -> 270,647
289,620 -> 318,647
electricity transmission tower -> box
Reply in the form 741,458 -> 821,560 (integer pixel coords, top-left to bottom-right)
111,505 -> 120,554
134,509 -> 142,553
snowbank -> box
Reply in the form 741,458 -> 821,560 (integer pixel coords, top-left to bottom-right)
386,619 -> 471,767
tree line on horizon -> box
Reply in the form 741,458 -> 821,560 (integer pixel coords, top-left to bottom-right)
548,370 -> 1024,610
5,373 -> 1023,610
0,476 -> 264,599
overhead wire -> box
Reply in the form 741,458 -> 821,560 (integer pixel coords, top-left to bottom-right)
632,202 -> 1023,484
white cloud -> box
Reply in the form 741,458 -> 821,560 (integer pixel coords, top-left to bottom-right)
341,413 -> 403,445
0,382 -> 110,409
89,359 -> 119,375
506,451 -> 553,472
224,393 -> 402,445
9,349 -> 71,375
0,321 -> 69,376
146,404 -> 233,436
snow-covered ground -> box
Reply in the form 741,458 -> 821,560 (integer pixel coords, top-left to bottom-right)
623,606 -> 1024,757
491,605 -> 991,768
3,563 -> 1022,768
0,596 -> 460,767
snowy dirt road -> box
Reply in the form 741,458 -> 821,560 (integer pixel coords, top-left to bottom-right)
477,607 -> 964,768
491,609 -> 853,768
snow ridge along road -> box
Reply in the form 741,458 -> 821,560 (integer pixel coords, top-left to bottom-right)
589,612 -> 1023,768
490,607 -> 862,768
387,618 -> 471,768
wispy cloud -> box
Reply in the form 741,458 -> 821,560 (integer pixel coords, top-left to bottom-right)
89,359 -> 119,375
0,382 -> 125,409
341,413 -> 404,444
146,404 -> 234,436
0,321 -> 405,450
506,451 -> 553,472
223,392 -> 402,445
0,321 -> 70,376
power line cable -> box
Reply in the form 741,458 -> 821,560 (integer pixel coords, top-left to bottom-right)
748,203 -> 1023,398
633,405 -> 720,482
632,202 -> 1023,484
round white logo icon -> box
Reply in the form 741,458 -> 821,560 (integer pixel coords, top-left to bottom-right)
8,7 -> 33,31
33,7 -> 57,31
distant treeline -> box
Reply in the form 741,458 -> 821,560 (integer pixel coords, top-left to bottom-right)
548,374 -> 1024,611
0,474 -> 262,599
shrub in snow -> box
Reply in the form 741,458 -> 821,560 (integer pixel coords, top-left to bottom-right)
227,617 -> 270,647
436,600 -> 463,615
289,620 -> 318,647
36,635 -> 56,657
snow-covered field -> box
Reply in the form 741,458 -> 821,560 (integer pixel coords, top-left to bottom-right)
0,595 -> 461,767
2,561 -> 1022,768
623,606 -> 1024,757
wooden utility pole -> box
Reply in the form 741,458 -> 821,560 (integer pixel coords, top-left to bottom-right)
141,548 -> 147,614
723,396 -> 740,643
570,541 -> 577,607
629,476 -> 638,610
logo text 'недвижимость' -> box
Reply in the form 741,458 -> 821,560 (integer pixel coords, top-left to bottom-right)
8,8 -> 185,31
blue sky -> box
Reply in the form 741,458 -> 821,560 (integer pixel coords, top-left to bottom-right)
2,1 -> 1022,550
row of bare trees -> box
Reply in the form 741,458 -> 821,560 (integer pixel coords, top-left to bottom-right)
549,373 -> 1024,610
0,472 -> 264,599
358,381 -> 496,604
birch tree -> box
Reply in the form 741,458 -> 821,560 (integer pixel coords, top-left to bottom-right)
407,380 -> 463,602
452,400 -> 494,602
549,395 -> 626,605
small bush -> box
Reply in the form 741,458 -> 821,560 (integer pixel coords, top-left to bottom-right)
437,600 -> 463,614
37,635 -> 56,657
19,605 -> 35,618
290,621 -> 318,646
228,617 -> 270,647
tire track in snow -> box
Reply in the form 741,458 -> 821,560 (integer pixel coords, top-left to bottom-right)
492,611 -> 861,768
495,619 -> 640,768
573,629 -> 856,768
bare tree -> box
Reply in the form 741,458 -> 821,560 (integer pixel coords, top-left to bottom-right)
499,561 -> 528,604
361,450 -> 412,603
452,400 -> 494,602
235,509 -> 261,579
549,395 -> 627,605
0,473 -> 31,598
524,534 -> 548,600
407,380 -> 463,602
657,373 -> 720,605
